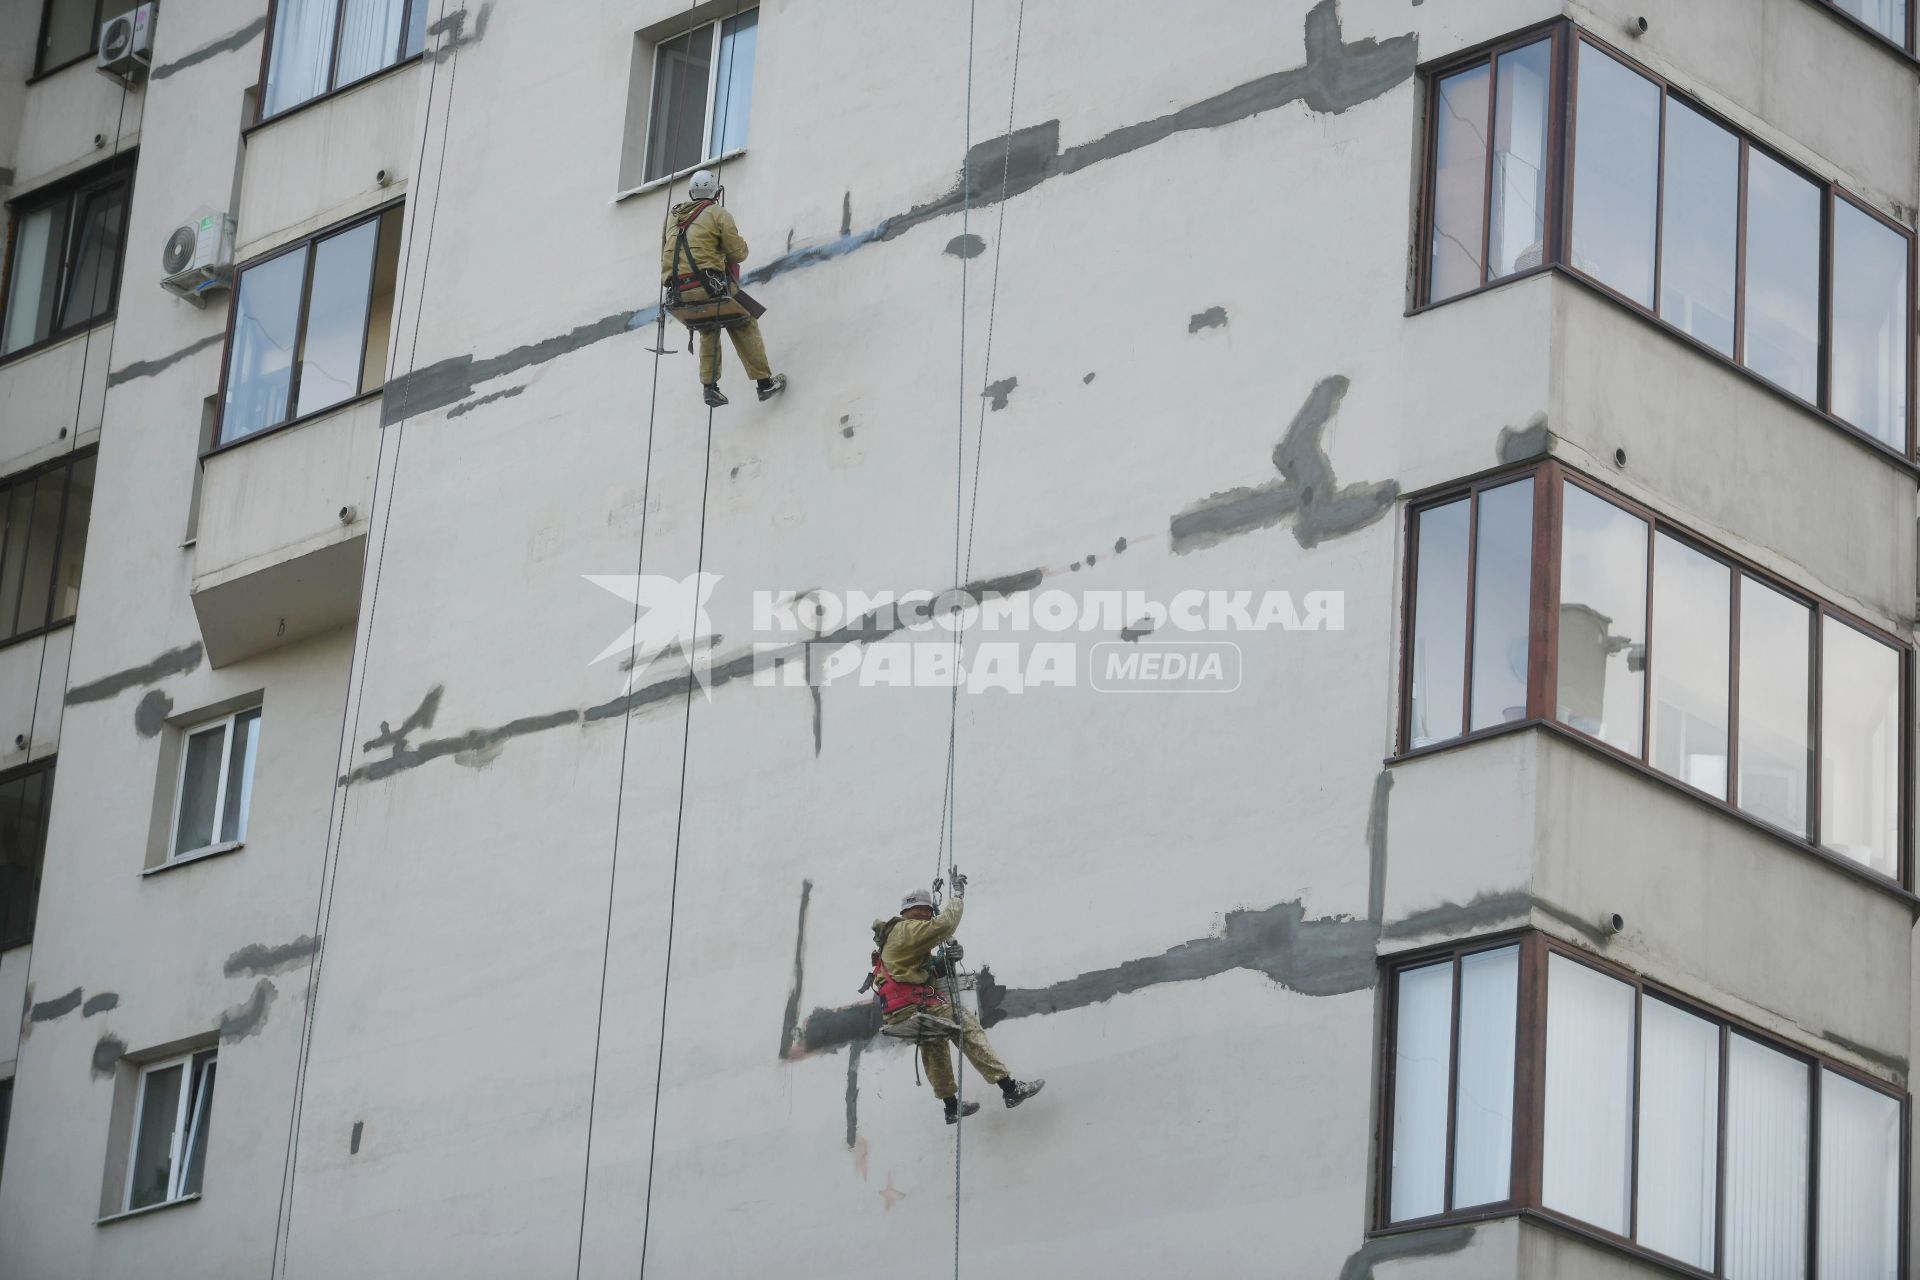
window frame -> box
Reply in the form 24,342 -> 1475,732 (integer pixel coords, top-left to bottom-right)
166,708 -> 260,863
0,757 -> 56,952
1397,460 -> 1914,892
0,447 -> 98,652
29,0 -> 119,81
1376,933 -> 1911,1280
1808,0 -> 1918,57
1416,23 -> 1919,462
637,7 -> 759,188
252,0 -> 430,128
0,156 -> 136,368
209,200 -> 403,455
121,1048 -> 217,1213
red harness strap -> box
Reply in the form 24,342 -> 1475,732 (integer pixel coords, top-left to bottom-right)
871,952 -> 943,1014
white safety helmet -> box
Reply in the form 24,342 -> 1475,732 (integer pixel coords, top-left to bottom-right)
688,169 -> 720,200
900,888 -> 936,914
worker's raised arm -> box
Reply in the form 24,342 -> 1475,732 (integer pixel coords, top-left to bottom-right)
715,207 -> 749,265
891,892 -> 963,952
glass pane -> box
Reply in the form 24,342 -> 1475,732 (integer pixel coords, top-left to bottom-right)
1818,1070 -> 1900,1280
128,1064 -> 184,1210
1428,63 -> 1490,302
1469,480 -> 1534,732
1737,579 -> 1811,836
295,220 -> 379,418
644,25 -> 714,183
41,0 -> 97,70
1570,43 -> 1659,307
1389,961 -> 1452,1222
265,0 -> 343,116
1744,151 -> 1822,402
1409,500 -> 1470,747
359,208 -> 404,392
0,771 -> 48,949
1450,946 -> 1518,1209
403,0 -> 428,58
58,181 -> 127,331
1637,999 -> 1719,1269
336,0 -> 408,86
181,1057 -> 217,1197
221,709 -> 261,844
1725,1036 -> 1810,1280
1836,0 -> 1908,43
10,471 -> 65,636
1650,534 -> 1730,798
1831,201 -> 1909,448
1487,41 -> 1551,280
1543,955 -> 1636,1235
708,9 -> 757,158
1659,100 -> 1739,356
220,247 -> 309,445
0,484 -> 26,644
1820,618 -> 1901,878
51,455 -> 94,623
1557,485 -> 1648,753
3,203 -> 64,355
173,724 -> 226,857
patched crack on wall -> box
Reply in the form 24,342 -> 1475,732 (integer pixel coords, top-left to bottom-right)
220,978 -> 277,1042
150,15 -> 266,80
1170,375 -> 1399,553
1337,1224 -> 1475,1280
107,333 -> 223,385
92,1034 -> 127,1080
225,935 -> 320,978
134,689 -> 172,738
81,992 -> 119,1016
426,0 -> 493,62
1188,306 -> 1228,333
1380,888 -> 1531,941
29,987 -> 83,1022
1497,412 -> 1551,462
981,376 -> 1018,410
944,233 -> 985,258
779,880 -> 813,1059
446,383 -> 525,419
65,643 -> 203,706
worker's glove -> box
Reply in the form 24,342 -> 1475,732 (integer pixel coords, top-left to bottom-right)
950,869 -> 968,896
943,941 -> 964,964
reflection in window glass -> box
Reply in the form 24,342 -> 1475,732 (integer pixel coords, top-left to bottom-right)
1451,947 -> 1518,1209
40,0 -> 98,72
1428,64 -> 1491,302
1409,501 -> 1470,747
709,9 -> 758,158
1488,41 -> 1552,280
1557,486 -> 1647,754
2,203 -> 64,355
1469,481 -> 1533,732
1820,618 -> 1900,879
220,708 -> 262,845
1659,101 -> 1739,356
128,1063 -> 184,1211
1570,43 -> 1660,307
1637,1000 -> 1719,1270
295,221 -> 379,419
1818,1070 -> 1901,1280
1830,200 -> 1909,448
0,766 -> 52,950
1650,535 -> 1730,798
1836,0 -> 1908,44
645,24 -> 715,184
52,455 -> 95,624
220,249 -> 308,445
8,472 -> 63,639
1543,955 -> 1635,1235
360,207 -> 405,393
181,1058 -> 217,1197
60,185 -> 127,333
1725,1036 -> 1810,1279
173,724 -> 225,858
1389,962 -> 1452,1222
1737,579 -> 1811,837
1744,152 -> 1822,402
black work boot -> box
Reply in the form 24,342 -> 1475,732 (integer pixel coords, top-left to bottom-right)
999,1078 -> 1045,1109
703,383 -> 728,408
756,374 -> 787,401
943,1097 -> 980,1124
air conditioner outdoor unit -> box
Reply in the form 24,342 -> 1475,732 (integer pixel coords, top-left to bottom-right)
97,4 -> 155,83
160,214 -> 235,306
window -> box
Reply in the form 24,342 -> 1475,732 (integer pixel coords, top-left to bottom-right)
638,8 -> 759,185
1823,0 -> 1912,51
32,0 -> 139,77
1379,935 -> 1907,1279
216,206 -> 403,446
124,1050 -> 216,1212
1401,462 -> 1911,885
169,709 -> 260,860
261,0 -> 429,119
2,158 -> 134,358
1419,26 -> 1915,454
0,451 -> 96,646
0,760 -> 53,950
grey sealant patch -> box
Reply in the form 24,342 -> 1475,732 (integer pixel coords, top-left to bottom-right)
1188,306 -> 1228,333
30,987 -> 84,1022
106,333 -> 223,386
225,935 -> 320,978
92,1034 -> 127,1081
133,689 -> 173,738
1337,1225 -> 1475,1280
82,992 -> 120,1017
1119,617 -> 1155,642
220,978 -> 277,1042
1169,374 -> 1399,553
351,1121 -> 365,1155
1083,372 -> 1096,384
446,383 -> 526,419
1365,770 -> 1393,924
779,880 -> 814,1059
65,642 -> 203,705
841,192 -> 853,237
944,233 -> 986,259
982,376 -> 1018,410
1497,412 -> 1551,462
149,15 -> 267,80
425,0 -> 493,62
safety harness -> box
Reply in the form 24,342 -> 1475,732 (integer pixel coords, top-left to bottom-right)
663,199 -> 733,305
867,921 -> 947,1014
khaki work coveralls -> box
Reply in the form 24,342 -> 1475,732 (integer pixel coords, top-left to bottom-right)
874,895 -> 1009,1100
661,200 -> 772,387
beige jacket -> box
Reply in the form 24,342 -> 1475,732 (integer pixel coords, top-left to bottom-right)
872,894 -> 963,985
661,200 -> 749,280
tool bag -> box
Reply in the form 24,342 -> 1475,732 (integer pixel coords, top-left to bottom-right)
662,200 -> 763,333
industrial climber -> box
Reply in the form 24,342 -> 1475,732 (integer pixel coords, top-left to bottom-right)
868,870 -> 1044,1124
659,169 -> 787,409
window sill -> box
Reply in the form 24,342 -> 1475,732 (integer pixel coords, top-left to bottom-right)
0,315 -> 116,372
0,616 -> 76,656
244,54 -> 426,137
202,387 -> 384,461
95,1193 -> 200,1227
26,50 -> 101,86
1518,1208 -> 1718,1280
143,842 -> 244,877
613,148 -> 747,203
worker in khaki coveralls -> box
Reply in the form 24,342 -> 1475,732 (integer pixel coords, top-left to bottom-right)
660,169 -> 786,409
870,871 -> 1044,1124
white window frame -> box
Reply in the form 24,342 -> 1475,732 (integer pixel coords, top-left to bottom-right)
122,1049 -> 216,1212
167,707 -> 260,862
639,8 -> 757,187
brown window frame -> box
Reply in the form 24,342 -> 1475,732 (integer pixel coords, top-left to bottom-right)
1398,460 -> 1914,892
252,0 -> 429,128
0,757 -> 56,951
1416,23 -> 1919,463
0,154 -> 137,369
1377,932 -> 1912,1278
1807,0 -> 1918,57
28,0 -> 135,81
208,199 -> 404,457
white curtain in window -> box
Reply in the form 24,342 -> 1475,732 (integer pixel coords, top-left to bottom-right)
1389,962 -> 1452,1222
265,0 -> 341,116
1542,955 -> 1635,1235
1818,1070 -> 1900,1280
1725,1035 -> 1809,1280
1636,999 -> 1719,1269
1450,946 -> 1518,1208
336,0 -> 408,88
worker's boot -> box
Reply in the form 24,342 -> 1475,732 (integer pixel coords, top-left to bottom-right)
756,374 -> 787,402
999,1078 -> 1045,1109
944,1097 -> 980,1124
703,383 -> 729,408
